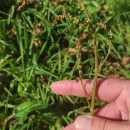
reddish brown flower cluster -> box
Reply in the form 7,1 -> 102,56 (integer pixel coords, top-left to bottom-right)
53,15 -> 66,24
17,0 -> 33,11
97,22 -> 107,30
17,1 -> 26,11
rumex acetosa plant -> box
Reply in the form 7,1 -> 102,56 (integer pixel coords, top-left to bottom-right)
17,0 -> 42,11
53,0 -> 112,115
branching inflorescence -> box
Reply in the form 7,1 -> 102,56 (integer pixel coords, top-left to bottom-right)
17,0 -> 36,11
53,0 -> 112,115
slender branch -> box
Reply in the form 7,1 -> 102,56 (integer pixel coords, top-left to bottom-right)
79,74 -> 90,109
0,11 -> 8,16
77,0 -> 90,22
99,40 -> 111,71
83,5 -> 90,22
76,38 -> 90,109
90,37 -> 98,115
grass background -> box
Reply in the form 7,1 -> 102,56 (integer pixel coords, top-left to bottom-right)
0,0 -> 130,130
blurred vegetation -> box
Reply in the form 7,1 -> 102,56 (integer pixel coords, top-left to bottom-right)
0,0 -> 130,130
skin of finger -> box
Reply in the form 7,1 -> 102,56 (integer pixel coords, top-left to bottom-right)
115,85 -> 130,120
95,85 -> 130,121
62,115 -> 130,130
51,78 -> 129,102
94,101 -> 122,120
91,116 -> 130,130
62,123 -> 75,130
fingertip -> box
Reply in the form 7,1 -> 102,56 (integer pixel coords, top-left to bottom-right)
62,123 -> 75,130
75,115 -> 92,130
50,82 -> 57,92
50,80 -> 73,95
50,81 -> 61,94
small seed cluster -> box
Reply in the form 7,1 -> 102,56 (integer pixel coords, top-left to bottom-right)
75,31 -> 87,75
77,0 -> 85,10
17,0 -> 33,11
97,22 -> 107,30
53,14 -> 67,24
53,0 -> 112,77
75,39 -> 82,75
53,13 -> 80,25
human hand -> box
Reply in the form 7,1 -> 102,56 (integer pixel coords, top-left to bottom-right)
51,78 -> 130,130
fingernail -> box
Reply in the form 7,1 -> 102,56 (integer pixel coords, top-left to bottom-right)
75,116 -> 91,130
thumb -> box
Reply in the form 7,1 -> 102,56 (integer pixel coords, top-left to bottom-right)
74,115 -> 130,130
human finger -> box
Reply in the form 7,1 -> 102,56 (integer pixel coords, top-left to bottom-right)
94,102 -> 122,120
51,78 -> 130,102
61,123 -> 75,130
62,115 -> 130,130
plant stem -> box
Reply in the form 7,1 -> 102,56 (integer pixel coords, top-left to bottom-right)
77,0 -> 90,21
0,11 -> 8,16
79,74 -> 90,109
90,39 -> 98,115
99,40 -> 111,71
76,38 -> 90,109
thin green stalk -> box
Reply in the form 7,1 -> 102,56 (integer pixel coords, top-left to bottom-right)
0,11 -> 8,16
77,0 -> 90,21
79,74 -> 90,109
76,38 -> 90,109
83,4 -> 90,22
99,40 -> 111,71
90,40 -> 98,115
